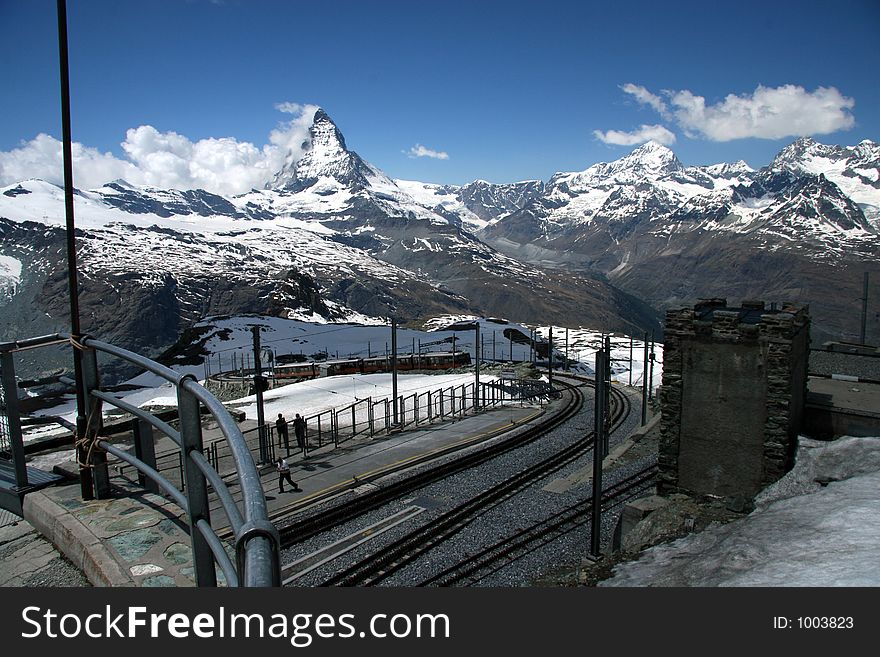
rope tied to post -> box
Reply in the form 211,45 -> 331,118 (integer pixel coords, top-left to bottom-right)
69,334 -> 107,469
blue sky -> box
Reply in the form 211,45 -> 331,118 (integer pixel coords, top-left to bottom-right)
1,0 -> 878,191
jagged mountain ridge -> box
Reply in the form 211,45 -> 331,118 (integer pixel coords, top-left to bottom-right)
0,109 -> 660,380
471,138 -> 880,343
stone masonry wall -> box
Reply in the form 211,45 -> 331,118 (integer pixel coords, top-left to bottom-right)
658,299 -> 810,499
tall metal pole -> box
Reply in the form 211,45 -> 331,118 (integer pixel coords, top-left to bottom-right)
391,319 -> 399,425
648,330 -> 655,402
252,326 -> 268,464
590,347 -> 606,558
474,323 -> 480,409
629,336 -> 633,386
603,335 -> 611,457
861,272 -> 869,345
641,332 -> 649,427
548,326 -> 553,389
57,0 -> 93,500
565,327 -> 569,371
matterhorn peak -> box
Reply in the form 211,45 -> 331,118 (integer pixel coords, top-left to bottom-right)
308,108 -> 349,153
267,107 -> 378,193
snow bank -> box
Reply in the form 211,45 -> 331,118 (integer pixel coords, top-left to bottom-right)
601,436 -> 880,587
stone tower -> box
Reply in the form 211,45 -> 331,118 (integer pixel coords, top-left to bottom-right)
658,299 -> 810,500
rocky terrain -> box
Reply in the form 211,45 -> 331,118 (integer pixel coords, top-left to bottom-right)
2,108 -> 878,382
472,139 -> 880,345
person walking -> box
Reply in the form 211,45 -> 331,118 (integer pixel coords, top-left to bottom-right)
276,413 -> 290,453
293,413 -> 306,450
275,457 -> 300,493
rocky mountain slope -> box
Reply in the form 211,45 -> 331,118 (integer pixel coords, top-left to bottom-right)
473,138 -> 880,344
0,109 -> 658,380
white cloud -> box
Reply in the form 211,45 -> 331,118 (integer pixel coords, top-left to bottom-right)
667,84 -> 855,141
621,83 -> 669,117
274,102 -> 306,115
0,103 -> 321,196
0,133 -> 140,190
593,124 -> 676,146
406,144 -> 449,160
606,83 -> 856,143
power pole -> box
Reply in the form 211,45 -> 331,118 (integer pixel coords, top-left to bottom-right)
861,272 -> 869,345
603,335 -> 611,457
590,345 -> 606,558
548,326 -> 554,389
252,326 -> 268,464
391,319 -> 399,426
641,332 -> 649,427
629,336 -> 633,387
474,323 -> 480,409
565,327 -> 569,371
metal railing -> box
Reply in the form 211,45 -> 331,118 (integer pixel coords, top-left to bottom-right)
0,333 -> 280,587
126,376 -> 556,484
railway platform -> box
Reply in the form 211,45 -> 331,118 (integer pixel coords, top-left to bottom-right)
4,403 -> 545,587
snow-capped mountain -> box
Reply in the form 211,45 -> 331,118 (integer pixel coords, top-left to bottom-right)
479,138 -> 880,344
0,108 -> 658,380
393,179 -> 545,231
769,136 -> 880,228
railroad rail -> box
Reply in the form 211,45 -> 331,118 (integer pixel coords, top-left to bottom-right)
311,378 -> 631,587
417,463 -> 658,586
275,377 -> 581,550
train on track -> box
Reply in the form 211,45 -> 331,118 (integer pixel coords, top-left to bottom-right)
273,351 -> 472,381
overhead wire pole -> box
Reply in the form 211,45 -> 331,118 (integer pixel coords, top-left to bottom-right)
861,272 -> 869,345
565,327 -> 569,371
629,336 -> 633,386
252,326 -> 268,465
474,323 -> 480,409
391,319 -> 399,426
604,334 -> 611,457
590,344 -> 606,558
57,0 -> 95,500
641,332 -> 649,426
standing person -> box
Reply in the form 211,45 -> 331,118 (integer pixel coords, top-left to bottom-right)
276,413 -> 289,453
275,458 -> 300,493
293,413 -> 306,450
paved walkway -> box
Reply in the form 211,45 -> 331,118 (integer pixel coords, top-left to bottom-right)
808,377 -> 880,415
5,402 -> 545,587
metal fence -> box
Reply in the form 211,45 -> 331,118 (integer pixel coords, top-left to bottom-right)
0,333 -> 279,587
113,377 -> 555,496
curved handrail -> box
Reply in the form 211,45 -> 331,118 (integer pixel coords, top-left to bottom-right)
78,335 -> 279,586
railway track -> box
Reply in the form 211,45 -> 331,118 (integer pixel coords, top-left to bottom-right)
277,376 -> 588,550
312,380 -> 631,587
416,464 -> 658,586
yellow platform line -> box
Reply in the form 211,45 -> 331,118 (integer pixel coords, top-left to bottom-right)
268,407 -> 544,519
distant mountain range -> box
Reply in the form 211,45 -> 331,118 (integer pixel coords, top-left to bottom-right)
1,108 -> 878,379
